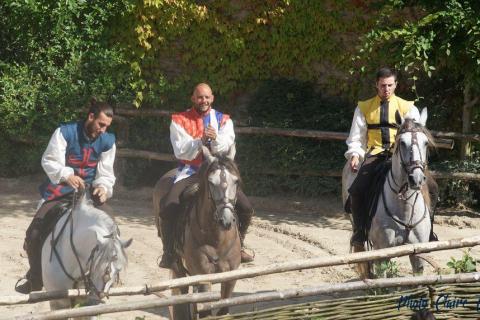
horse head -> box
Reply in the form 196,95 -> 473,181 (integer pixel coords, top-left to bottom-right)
200,144 -> 239,230
394,108 -> 434,190
90,229 -> 132,297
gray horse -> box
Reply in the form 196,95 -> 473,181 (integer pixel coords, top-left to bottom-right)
343,108 -> 433,278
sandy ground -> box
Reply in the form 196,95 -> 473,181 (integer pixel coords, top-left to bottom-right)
0,175 -> 479,319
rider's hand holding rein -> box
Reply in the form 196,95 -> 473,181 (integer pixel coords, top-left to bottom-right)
65,174 -> 85,191
350,154 -> 360,173
92,186 -> 107,204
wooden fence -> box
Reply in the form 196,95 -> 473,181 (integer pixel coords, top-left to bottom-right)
5,236 -> 480,319
206,284 -> 480,320
114,107 -> 480,181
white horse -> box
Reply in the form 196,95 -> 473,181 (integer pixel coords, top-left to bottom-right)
343,108 -> 433,277
42,191 -> 132,318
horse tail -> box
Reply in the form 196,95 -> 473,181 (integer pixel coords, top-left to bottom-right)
350,243 -> 371,279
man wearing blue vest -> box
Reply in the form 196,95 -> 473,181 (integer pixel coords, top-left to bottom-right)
346,67 -> 439,249
15,99 -> 116,294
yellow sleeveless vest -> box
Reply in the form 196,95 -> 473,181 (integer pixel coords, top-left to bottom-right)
358,95 -> 412,155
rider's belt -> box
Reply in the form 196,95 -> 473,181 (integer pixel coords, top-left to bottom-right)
359,95 -> 412,156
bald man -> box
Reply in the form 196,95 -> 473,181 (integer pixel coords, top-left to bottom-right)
158,83 -> 254,268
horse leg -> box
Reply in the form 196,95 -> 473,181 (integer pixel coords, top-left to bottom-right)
196,283 -> 212,318
409,254 -> 424,275
170,270 -> 193,320
49,298 -> 71,312
216,280 -> 237,316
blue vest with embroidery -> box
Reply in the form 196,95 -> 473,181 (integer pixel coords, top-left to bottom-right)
40,121 -> 115,201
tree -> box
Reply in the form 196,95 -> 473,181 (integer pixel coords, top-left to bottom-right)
353,0 -> 480,159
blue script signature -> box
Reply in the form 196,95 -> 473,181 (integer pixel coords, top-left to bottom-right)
397,294 -> 474,311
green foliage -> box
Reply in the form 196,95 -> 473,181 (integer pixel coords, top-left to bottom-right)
130,0 -> 372,107
447,249 -> 477,273
431,150 -> 480,208
237,79 -> 351,196
121,115 -> 175,187
368,260 -> 400,295
374,260 -> 400,279
0,0 -> 135,176
353,0 -> 480,89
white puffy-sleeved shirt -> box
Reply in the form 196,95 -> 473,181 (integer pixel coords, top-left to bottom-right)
40,121 -> 116,201
345,104 -> 420,161
170,107 -> 235,183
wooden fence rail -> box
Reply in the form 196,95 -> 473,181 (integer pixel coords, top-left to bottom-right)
115,107 -> 480,142
3,236 -> 480,306
10,292 -> 220,320
116,148 -> 480,181
198,272 -> 480,312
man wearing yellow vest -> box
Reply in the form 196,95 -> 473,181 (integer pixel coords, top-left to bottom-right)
345,67 -> 438,248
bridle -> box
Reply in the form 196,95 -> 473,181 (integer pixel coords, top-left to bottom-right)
382,124 -> 429,239
208,163 -> 238,224
397,126 -> 428,177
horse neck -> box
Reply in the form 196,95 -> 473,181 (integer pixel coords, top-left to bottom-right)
385,152 -> 426,218
75,197 -> 113,231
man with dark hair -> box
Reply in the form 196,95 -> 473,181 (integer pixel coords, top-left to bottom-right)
158,83 -> 254,269
346,67 -> 439,249
15,98 -> 116,294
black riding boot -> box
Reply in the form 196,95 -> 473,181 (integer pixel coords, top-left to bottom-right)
350,194 -> 367,247
158,217 -> 177,269
15,219 -> 44,294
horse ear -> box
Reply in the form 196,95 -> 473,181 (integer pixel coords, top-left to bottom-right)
419,107 -> 428,127
201,145 -> 216,164
96,232 -> 108,245
120,238 -> 133,248
226,143 -> 236,160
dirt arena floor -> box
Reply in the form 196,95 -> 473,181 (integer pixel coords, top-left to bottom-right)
1,175 -> 479,319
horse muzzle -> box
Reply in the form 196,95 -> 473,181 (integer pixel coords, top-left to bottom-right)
217,204 -> 236,230
408,170 -> 426,190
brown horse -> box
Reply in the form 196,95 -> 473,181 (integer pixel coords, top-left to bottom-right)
153,145 -> 241,319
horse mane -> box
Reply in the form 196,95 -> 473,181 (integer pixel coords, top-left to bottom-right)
394,118 -> 436,151
198,154 -> 242,193
393,118 -> 433,210
78,197 -> 128,281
